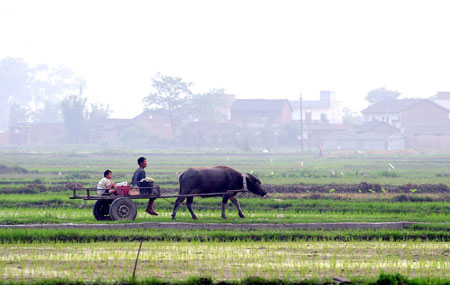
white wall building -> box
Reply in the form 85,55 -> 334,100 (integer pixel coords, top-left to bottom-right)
289,91 -> 343,124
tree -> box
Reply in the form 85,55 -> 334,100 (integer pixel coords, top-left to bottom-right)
0,57 -> 84,130
8,103 -> 32,128
33,101 -> 64,124
61,93 -> 89,143
143,73 -> 193,139
190,89 -> 230,122
31,65 -> 83,123
88,103 -> 110,121
365,87 -> 400,104
0,58 -> 34,131
61,90 -> 110,144
342,107 -> 362,125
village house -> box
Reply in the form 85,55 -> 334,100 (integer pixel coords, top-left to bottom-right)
289,91 -> 343,124
322,120 -> 404,150
303,123 -> 352,148
215,94 -> 236,122
0,132 -> 9,145
132,110 -> 173,140
91,118 -> 134,142
0,110 -> 174,146
323,132 -> 405,150
230,99 -> 292,125
431,92 -> 450,111
28,123 -> 66,145
361,99 -> 449,129
337,98 -> 450,150
354,121 -> 401,136
403,122 -> 450,150
287,91 -> 348,148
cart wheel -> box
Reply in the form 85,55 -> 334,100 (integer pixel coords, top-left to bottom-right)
93,199 -> 112,221
109,197 -> 137,221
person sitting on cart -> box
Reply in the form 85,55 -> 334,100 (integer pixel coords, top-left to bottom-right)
131,157 -> 159,216
97,170 -> 116,195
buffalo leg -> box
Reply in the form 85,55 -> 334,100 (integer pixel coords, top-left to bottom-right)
171,196 -> 186,220
221,196 -> 230,219
186,197 -> 198,220
230,196 -> 245,218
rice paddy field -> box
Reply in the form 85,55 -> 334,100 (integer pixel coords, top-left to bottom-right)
0,148 -> 449,284
1,241 -> 448,282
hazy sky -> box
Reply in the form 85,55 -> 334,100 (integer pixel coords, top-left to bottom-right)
1,0 -> 450,118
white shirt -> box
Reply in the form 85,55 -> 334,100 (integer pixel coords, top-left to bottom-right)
97,177 -> 112,195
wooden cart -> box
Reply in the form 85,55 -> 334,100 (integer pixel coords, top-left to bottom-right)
69,187 -> 246,221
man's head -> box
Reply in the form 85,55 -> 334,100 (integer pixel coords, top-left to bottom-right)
137,157 -> 147,168
104,170 -> 112,179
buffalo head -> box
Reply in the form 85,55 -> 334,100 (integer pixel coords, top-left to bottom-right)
246,173 -> 267,197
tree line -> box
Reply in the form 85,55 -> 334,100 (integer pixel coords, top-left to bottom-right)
0,57 -> 109,143
1,57 -> 403,146
0,58 -> 230,144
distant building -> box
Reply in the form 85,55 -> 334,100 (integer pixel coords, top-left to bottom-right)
323,132 -> 405,150
303,123 -> 352,148
91,119 -> 134,142
290,91 -> 343,124
323,120 -> 404,150
0,132 -> 9,145
431,92 -> 450,111
0,110 -> 175,146
362,99 -> 449,129
231,99 -> 292,125
216,94 -> 236,122
354,121 -> 400,136
8,124 -> 30,145
403,122 -> 450,150
28,123 -> 65,145
133,110 -> 173,140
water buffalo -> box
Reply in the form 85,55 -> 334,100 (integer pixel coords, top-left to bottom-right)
171,166 -> 267,220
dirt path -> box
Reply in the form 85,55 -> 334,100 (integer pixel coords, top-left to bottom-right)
0,221 -> 415,230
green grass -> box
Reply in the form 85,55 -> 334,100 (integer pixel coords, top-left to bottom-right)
0,196 -> 448,224
0,226 -> 449,243
0,189 -> 448,224
1,151 -> 450,187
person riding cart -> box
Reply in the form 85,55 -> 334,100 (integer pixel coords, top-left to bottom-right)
131,157 -> 159,215
97,170 -> 117,195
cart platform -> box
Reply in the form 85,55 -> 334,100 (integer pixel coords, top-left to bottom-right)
69,187 -> 246,221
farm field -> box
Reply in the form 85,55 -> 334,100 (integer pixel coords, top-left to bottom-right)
0,196 -> 449,225
0,150 -> 449,283
1,241 -> 449,283
1,150 -> 450,187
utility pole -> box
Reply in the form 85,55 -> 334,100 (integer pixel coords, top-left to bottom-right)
299,93 -> 304,152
